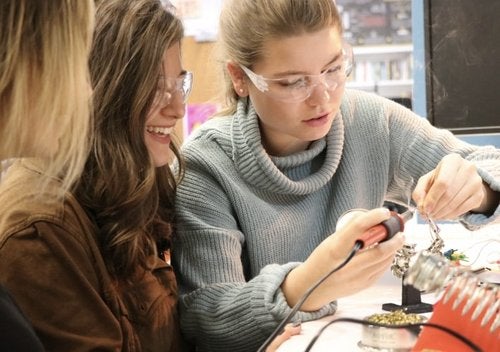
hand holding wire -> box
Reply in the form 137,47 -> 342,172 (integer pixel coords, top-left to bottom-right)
412,153 -> 487,220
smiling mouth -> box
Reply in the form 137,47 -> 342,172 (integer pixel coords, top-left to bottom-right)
146,126 -> 173,136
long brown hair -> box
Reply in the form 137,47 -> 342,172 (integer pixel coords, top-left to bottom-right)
76,0 -> 184,281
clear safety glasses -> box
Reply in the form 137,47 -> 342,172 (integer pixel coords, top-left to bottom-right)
154,71 -> 193,106
240,42 -> 353,103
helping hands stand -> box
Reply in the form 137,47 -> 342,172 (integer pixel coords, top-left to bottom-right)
381,273 -> 433,314
381,208 -> 444,314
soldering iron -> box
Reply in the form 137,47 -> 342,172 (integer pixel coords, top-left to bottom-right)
355,209 -> 414,249
256,208 -> 414,352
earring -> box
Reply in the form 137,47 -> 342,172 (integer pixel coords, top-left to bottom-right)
239,88 -> 244,94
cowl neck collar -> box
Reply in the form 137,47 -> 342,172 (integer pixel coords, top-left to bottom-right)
231,99 -> 345,195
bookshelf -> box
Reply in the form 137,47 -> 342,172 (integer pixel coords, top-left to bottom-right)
338,0 -> 413,104
347,44 -> 413,100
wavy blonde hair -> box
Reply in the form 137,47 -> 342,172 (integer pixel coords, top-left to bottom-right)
216,0 -> 343,116
0,1 -> 94,191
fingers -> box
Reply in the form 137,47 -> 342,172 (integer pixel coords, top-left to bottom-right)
285,208 -> 404,308
316,207 -> 391,263
265,322 -> 302,352
335,208 -> 392,243
336,210 -> 405,263
352,233 -> 404,271
332,233 -> 404,294
412,170 -> 436,210
425,157 -> 479,218
375,232 -> 405,254
436,179 -> 484,219
413,154 -> 484,220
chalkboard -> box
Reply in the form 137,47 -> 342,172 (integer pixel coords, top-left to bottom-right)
423,0 -> 500,134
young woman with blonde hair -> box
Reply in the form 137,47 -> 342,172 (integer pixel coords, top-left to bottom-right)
0,1 -> 94,351
173,0 -> 500,350
0,0 -> 94,191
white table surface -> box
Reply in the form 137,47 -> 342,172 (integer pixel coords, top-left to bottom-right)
276,220 -> 500,352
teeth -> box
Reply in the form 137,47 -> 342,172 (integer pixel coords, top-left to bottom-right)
146,126 -> 173,135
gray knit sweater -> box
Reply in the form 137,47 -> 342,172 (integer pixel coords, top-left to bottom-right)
173,89 -> 500,352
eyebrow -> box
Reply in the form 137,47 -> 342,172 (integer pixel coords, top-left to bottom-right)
270,50 -> 343,78
158,69 -> 187,79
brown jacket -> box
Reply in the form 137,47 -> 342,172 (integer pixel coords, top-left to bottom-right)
0,160 -> 186,352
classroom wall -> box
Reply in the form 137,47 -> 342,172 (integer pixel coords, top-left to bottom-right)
175,36 -> 219,141
179,5 -> 500,149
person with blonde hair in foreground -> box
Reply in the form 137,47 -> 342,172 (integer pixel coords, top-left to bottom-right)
0,1 -> 94,351
0,0 -> 93,190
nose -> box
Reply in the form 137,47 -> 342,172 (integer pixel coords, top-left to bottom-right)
159,91 -> 187,119
306,81 -> 331,105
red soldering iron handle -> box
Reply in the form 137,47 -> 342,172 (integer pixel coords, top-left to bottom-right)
356,211 -> 406,249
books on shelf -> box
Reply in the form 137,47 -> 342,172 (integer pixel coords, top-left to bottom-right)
347,46 -> 413,99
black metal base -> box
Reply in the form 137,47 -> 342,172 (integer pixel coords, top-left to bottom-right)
382,301 -> 433,314
382,276 -> 433,314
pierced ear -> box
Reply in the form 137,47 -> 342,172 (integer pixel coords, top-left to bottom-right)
227,61 -> 248,97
